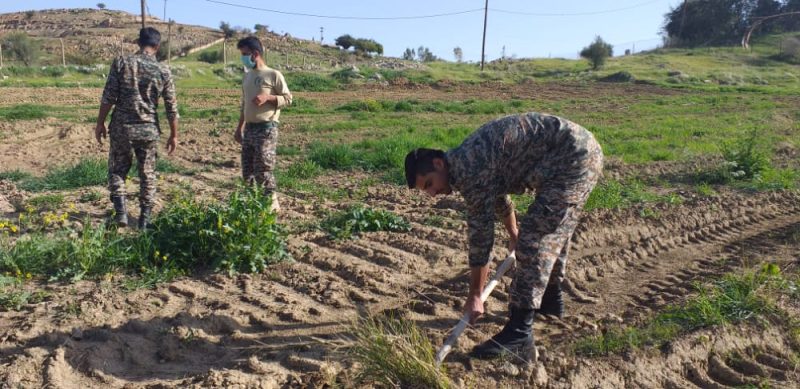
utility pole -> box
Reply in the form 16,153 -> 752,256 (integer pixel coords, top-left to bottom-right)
141,0 -> 146,29
223,39 -> 227,65
480,0 -> 489,71
60,38 -> 66,67
320,27 -> 324,43
163,0 -> 167,21
678,0 -> 688,40
167,19 -> 172,65
0,43 -> 4,69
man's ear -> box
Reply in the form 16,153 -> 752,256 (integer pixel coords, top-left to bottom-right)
433,158 -> 445,170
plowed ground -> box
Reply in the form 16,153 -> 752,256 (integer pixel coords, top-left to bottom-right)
1,84 -> 798,388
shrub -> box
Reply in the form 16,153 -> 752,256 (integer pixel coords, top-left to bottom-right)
718,130 -> 770,181
198,50 -> 223,64
2,33 -> 40,66
580,36 -> 613,70
320,205 -> 411,240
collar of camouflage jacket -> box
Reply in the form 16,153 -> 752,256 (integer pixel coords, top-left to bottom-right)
444,150 -> 464,193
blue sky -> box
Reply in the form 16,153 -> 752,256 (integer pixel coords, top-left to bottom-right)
2,0 -> 684,61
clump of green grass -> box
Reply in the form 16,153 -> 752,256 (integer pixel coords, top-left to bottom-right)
8,158 -> 107,192
285,160 -> 322,180
288,72 -> 339,92
575,263 -> 790,357
0,104 -> 50,120
584,179 -> 682,211
308,142 -> 361,170
321,205 -> 411,240
79,190 -> 103,203
350,315 -> 451,389
0,170 -> 33,182
276,145 -> 301,156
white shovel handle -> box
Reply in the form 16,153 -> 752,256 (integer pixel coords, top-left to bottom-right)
435,252 -> 516,365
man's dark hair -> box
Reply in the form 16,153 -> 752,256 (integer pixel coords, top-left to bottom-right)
237,36 -> 263,55
138,27 -> 161,48
404,148 -> 446,189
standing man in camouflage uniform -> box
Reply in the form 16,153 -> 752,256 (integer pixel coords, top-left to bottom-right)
405,113 -> 603,359
95,27 -> 179,229
234,36 -> 292,212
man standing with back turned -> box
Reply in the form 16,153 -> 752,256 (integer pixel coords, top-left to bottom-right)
234,36 -> 292,212
405,112 -> 603,359
95,27 -> 179,229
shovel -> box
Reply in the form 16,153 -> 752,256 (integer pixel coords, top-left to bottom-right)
435,251 -> 516,365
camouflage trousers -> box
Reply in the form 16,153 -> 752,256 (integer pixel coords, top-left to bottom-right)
241,122 -> 278,195
509,136 -> 604,311
108,132 -> 158,208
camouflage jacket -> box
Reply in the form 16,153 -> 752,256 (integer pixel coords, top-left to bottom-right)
445,113 -> 602,267
100,51 -> 178,141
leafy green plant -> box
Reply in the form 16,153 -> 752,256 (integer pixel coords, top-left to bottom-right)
308,142 -> 361,170
351,315 -> 451,389
719,130 -> 770,181
12,158 -> 107,192
321,205 -> 411,240
147,185 -> 290,275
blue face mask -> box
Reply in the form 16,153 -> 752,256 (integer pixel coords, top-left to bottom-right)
241,55 -> 256,69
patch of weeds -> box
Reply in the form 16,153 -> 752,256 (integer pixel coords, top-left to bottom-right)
1,186 -> 290,286
22,194 -> 65,212
0,274 -> 47,311
208,128 -> 222,137
696,182 -> 717,197
146,184 -> 291,275
0,104 -> 50,120
585,179 -> 681,211
286,160 -> 322,180
575,263 -> 791,357
0,170 -> 33,182
350,315 -> 451,389
287,72 -> 339,92
277,145 -> 301,156
79,190 -> 103,203
422,215 -> 459,229
320,205 -> 411,240
308,142 -> 361,170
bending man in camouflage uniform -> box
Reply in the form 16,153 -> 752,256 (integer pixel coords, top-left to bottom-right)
405,113 -> 603,359
234,36 -> 292,212
95,27 -> 179,229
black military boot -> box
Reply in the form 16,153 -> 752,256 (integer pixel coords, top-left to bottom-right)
138,206 -> 152,230
537,282 -> 564,318
471,307 -> 535,360
111,196 -> 128,227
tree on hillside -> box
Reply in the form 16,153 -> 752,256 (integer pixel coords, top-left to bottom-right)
402,48 -> 416,61
335,34 -> 355,50
580,36 -> 613,70
254,24 -> 269,34
219,21 -> 235,39
417,46 -> 437,62
353,38 -> 383,55
453,46 -> 463,62
663,0 -> 800,47
2,32 -> 39,66
97,3 -> 106,9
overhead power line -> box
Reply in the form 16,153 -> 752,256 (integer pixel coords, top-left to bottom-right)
205,0 -> 483,20
490,0 -> 664,17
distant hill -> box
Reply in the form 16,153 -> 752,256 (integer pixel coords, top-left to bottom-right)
0,8 -> 412,70
0,8 -> 227,64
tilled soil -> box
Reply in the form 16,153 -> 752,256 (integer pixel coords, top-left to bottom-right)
1,186 -> 798,388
